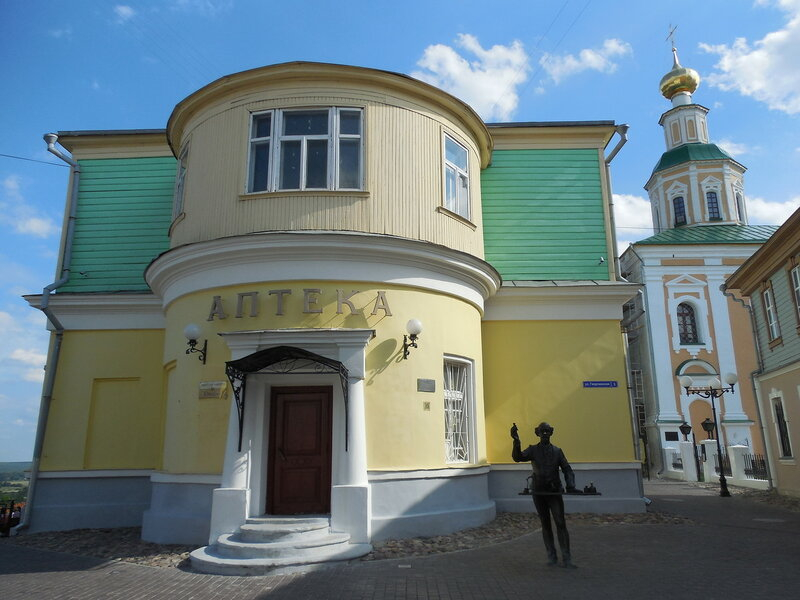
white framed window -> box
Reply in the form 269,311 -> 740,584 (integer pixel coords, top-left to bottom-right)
443,356 -> 475,464
773,396 -> 793,458
790,264 -> 800,323
762,284 -> 781,341
443,134 -> 470,220
172,145 -> 189,219
247,107 -> 363,193
706,191 -> 721,220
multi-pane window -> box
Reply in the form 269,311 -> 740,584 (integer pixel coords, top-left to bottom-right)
706,191 -> 721,219
444,135 -> 470,220
790,265 -> 800,322
762,286 -> 781,341
444,357 -> 473,463
677,302 -> 699,344
247,108 -> 363,193
774,398 -> 793,458
735,192 -> 745,223
673,196 -> 687,226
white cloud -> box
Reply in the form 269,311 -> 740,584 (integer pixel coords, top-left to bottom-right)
613,193 -> 655,254
11,349 -> 46,368
412,34 -> 530,121
700,1 -> 800,114
113,5 -> 136,24
715,138 -> 754,157
49,25 -> 73,39
540,39 -> 632,85
0,175 -> 60,238
746,195 -> 800,224
171,0 -> 233,16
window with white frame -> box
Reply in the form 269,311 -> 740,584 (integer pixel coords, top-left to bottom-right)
762,284 -> 781,341
443,135 -> 470,220
173,146 -> 189,219
677,302 -> 700,344
773,397 -> 793,458
443,357 -> 474,463
247,107 -> 363,193
790,264 -> 800,323
673,196 -> 687,226
706,191 -> 721,220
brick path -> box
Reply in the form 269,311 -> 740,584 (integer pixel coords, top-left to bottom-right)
2,481 -> 799,599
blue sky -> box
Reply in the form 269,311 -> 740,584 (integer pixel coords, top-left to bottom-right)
1,0 -> 799,462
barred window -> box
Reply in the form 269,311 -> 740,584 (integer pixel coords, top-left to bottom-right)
444,357 -> 474,464
677,302 -> 700,344
774,398 -> 793,458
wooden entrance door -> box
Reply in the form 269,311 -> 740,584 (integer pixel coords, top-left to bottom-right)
267,386 -> 333,514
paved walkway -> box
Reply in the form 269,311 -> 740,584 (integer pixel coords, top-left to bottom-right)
2,481 -> 800,599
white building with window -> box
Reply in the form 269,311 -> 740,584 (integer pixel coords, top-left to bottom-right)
24,61 -> 643,575
620,48 -> 776,476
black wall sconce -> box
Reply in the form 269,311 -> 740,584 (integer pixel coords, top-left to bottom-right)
184,324 -> 207,364
402,319 -> 423,360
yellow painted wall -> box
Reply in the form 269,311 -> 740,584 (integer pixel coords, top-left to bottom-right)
758,366 -> 800,497
483,320 -> 635,463
41,330 -> 165,471
161,281 -> 486,474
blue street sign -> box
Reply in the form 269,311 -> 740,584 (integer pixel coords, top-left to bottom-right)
583,381 -> 618,388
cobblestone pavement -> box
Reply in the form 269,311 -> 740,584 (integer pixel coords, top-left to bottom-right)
2,480 -> 800,600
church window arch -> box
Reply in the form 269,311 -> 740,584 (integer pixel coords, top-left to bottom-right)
673,196 -> 687,226
677,302 -> 700,344
706,191 -> 721,220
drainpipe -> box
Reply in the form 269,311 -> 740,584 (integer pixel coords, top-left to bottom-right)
604,123 -> 629,283
14,134 -> 80,534
719,284 -> 775,490
603,124 -> 643,494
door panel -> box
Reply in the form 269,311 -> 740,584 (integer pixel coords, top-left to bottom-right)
268,386 -> 332,514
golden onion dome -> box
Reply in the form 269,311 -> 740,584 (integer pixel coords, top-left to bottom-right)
659,47 -> 700,100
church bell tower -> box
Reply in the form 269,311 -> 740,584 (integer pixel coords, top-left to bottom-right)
645,46 -> 748,233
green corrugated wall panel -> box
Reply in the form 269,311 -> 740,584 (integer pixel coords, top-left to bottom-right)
481,149 -> 609,280
58,156 -> 175,293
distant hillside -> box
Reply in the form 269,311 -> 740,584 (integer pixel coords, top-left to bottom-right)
0,462 -> 31,478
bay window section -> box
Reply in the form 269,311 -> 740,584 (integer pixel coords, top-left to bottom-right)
247,107 -> 363,193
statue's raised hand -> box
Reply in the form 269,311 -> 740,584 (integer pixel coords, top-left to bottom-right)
510,422 -> 519,440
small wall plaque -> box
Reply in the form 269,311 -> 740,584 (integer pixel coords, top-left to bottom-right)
417,378 -> 436,393
199,381 -> 228,399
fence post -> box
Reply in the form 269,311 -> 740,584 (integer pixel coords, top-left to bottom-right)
728,445 -> 748,484
700,439 -> 717,482
679,441 -> 698,481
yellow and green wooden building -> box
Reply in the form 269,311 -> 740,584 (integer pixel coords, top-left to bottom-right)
25,62 -> 642,572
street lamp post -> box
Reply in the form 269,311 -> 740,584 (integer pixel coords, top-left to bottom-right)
679,373 -> 738,498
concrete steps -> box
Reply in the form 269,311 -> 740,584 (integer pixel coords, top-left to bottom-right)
190,516 -> 372,576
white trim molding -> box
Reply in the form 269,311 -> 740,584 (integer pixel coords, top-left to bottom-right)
145,231 -> 501,314
23,294 -> 165,331
483,280 -> 639,321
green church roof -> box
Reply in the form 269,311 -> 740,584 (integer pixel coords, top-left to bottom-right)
636,224 -> 778,245
652,143 -> 736,174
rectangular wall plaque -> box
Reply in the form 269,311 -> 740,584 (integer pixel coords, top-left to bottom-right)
582,381 -> 618,388
199,381 -> 228,399
417,379 -> 436,393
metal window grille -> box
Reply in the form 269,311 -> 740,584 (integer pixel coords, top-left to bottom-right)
677,302 -> 699,344
444,360 -> 471,463
714,453 -> 732,477
774,400 -> 793,458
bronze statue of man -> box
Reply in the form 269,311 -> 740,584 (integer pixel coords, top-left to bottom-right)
511,422 -> 577,568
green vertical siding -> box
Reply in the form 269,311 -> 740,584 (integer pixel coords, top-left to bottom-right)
481,149 -> 609,280
753,272 -> 800,373
59,157 -> 175,293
